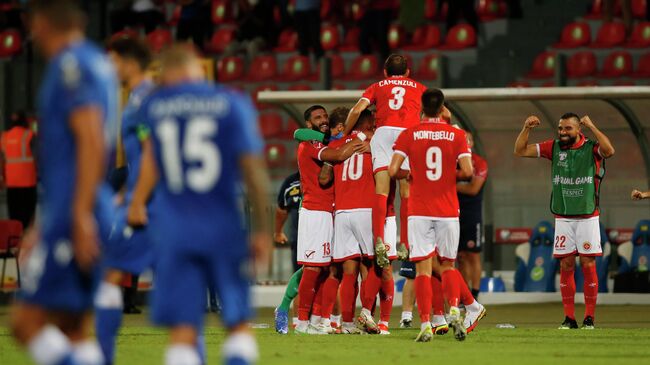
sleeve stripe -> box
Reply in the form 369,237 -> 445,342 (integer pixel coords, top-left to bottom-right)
360,97 -> 371,104
458,153 -> 472,159
317,147 -> 327,161
394,150 -> 408,158
536,144 -> 541,158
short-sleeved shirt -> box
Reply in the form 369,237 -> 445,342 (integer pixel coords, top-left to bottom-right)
394,119 -> 471,218
458,152 -> 488,221
536,135 -> 603,219
330,131 -> 374,211
297,140 -> 334,212
361,76 -> 427,129
277,171 -> 302,243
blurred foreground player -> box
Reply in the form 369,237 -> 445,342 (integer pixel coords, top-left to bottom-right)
11,1 -> 117,365
128,45 -> 271,364
515,113 -> 614,329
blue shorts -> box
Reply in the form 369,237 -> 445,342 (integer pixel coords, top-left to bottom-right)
102,206 -> 153,275
150,229 -> 253,330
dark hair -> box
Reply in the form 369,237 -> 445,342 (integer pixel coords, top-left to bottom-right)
421,88 -> 445,117
384,54 -> 408,76
354,109 -> 373,129
328,107 -> 349,129
560,112 -> 580,123
304,105 -> 326,122
29,0 -> 86,31
108,37 -> 153,71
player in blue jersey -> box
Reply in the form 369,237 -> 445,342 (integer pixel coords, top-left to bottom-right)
127,45 -> 271,365
10,1 -> 117,365
94,36 -> 155,365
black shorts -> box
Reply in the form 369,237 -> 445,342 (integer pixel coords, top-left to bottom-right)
459,220 -> 483,253
399,260 -> 416,279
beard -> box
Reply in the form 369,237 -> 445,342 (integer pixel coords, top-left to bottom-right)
559,135 -> 578,147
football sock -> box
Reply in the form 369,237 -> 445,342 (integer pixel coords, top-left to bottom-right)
430,275 -> 445,316
583,265 -> 598,319
279,268 -> 303,312
414,275 -> 433,323
222,332 -> 258,365
456,270 -> 476,306
471,288 -> 480,300
362,266 -> 382,310
297,269 -> 320,321
431,315 -> 447,326
94,281 -> 123,365
560,269 -> 576,320
379,277 -> 394,322
311,275 -> 326,318
340,273 -> 357,323
71,340 -> 103,365
401,311 -> 413,321
320,277 -> 340,320
165,344 -> 200,365
372,194 -> 388,243
442,269 -> 460,308
28,325 -> 79,365
399,197 -> 409,250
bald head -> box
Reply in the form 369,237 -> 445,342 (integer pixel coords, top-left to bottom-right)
159,44 -> 204,85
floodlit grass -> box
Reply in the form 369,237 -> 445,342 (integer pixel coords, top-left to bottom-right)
1,303 -> 649,364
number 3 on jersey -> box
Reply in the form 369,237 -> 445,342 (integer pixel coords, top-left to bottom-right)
157,117 -> 222,193
389,86 -> 405,110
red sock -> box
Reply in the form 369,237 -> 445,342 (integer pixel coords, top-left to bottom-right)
442,269 -> 460,308
362,265 -> 382,310
311,275 -> 326,317
373,194 -> 388,242
455,270 -> 475,305
430,275 -> 445,316
320,277 -> 340,319
340,273 -> 357,323
414,275 -> 433,323
560,269 -> 576,320
582,265 -> 598,319
298,269 -> 320,321
379,277 -> 394,322
399,197 -> 409,249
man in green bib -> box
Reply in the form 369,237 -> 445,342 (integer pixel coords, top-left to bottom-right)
514,113 -> 615,330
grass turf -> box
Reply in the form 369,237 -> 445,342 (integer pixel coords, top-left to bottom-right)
1,303 -> 650,364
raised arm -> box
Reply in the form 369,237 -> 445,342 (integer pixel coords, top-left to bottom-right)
580,116 -> 615,159
514,115 -> 542,157
343,98 -> 370,136
631,189 -> 650,200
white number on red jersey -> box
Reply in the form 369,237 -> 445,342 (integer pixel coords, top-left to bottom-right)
388,86 -> 406,110
156,117 -> 222,193
425,146 -> 442,181
341,153 -> 364,181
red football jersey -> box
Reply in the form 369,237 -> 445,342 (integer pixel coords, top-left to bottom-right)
330,133 -> 374,211
394,119 -> 471,218
361,76 -> 427,129
297,141 -> 334,212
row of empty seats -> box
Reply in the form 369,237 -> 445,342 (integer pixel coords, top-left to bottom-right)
584,0 -> 648,20
554,21 -> 650,49
526,50 -> 650,79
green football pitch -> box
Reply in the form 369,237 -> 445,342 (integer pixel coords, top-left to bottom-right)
1,303 -> 650,365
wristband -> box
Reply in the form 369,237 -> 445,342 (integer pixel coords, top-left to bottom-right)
356,132 -> 367,142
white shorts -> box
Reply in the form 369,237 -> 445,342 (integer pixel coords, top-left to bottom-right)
332,210 -> 397,261
297,208 -> 333,266
370,126 -> 409,173
408,216 -> 460,262
553,216 -> 602,257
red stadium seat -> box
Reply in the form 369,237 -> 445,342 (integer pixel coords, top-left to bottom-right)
216,56 -> 245,82
280,55 -> 312,81
253,84 -> 279,110
274,29 -> 298,53
541,81 -> 556,87
625,22 -> 650,48
425,0 -> 448,20
339,27 -> 360,52
631,53 -> 650,77
146,28 -> 172,53
320,24 -> 340,51
330,53 -> 346,79
439,24 -> 476,50
207,28 -> 236,54
584,0 -> 604,19
265,143 -> 287,168
259,113 -> 284,139
576,80 -> 600,87
416,53 -> 441,80
287,84 -> 313,91
590,22 -> 626,48
526,52 -> 557,79
280,119 -> 300,140
246,55 -> 277,82
613,79 -> 636,86
403,24 -> 441,51
552,22 -> 591,49
332,83 -> 347,90
566,51 -> 597,78
507,81 -> 532,88
321,0 -> 332,19
0,29 -> 21,58
597,51 -> 633,78
477,0 -> 507,21
632,0 -> 647,18
212,0 -> 234,24
388,24 -> 405,49
349,2 -> 365,21
345,55 -> 379,80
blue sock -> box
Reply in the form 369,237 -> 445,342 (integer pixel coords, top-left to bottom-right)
225,357 -> 249,365
196,334 -> 206,365
56,354 -> 82,365
95,308 -> 122,365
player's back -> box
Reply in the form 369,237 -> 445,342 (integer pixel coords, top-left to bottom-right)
141,82 -> 263,241
363,76 -> 426,129
330,133 -> 374,211
394,121 -> 470,218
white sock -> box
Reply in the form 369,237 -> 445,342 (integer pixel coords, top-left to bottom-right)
292,317 -> 299,325
28,325 -> 72,365
309,315 -> 321,326
94,281 -> 123,309
165,344 -> 201,365
296,320 -> 308,329
342,321 -> 354,327
222,332 -> 259,363
379,321 -> 389,327
361,308 -> 372,317
320,318 -> 331,328
432,315 -> 447,326
72,340 -> 104,365
330,314 -> 341,326
401,311 -> 413,321
466,300 -> 482,313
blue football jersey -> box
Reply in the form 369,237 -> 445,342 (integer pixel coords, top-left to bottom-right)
140,81 -> 263,247
37,40 -> 118,234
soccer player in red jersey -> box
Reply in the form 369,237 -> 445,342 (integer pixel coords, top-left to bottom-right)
295,105 -> 368,335
344,54 -> 427,268
389,89 -> 485,342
